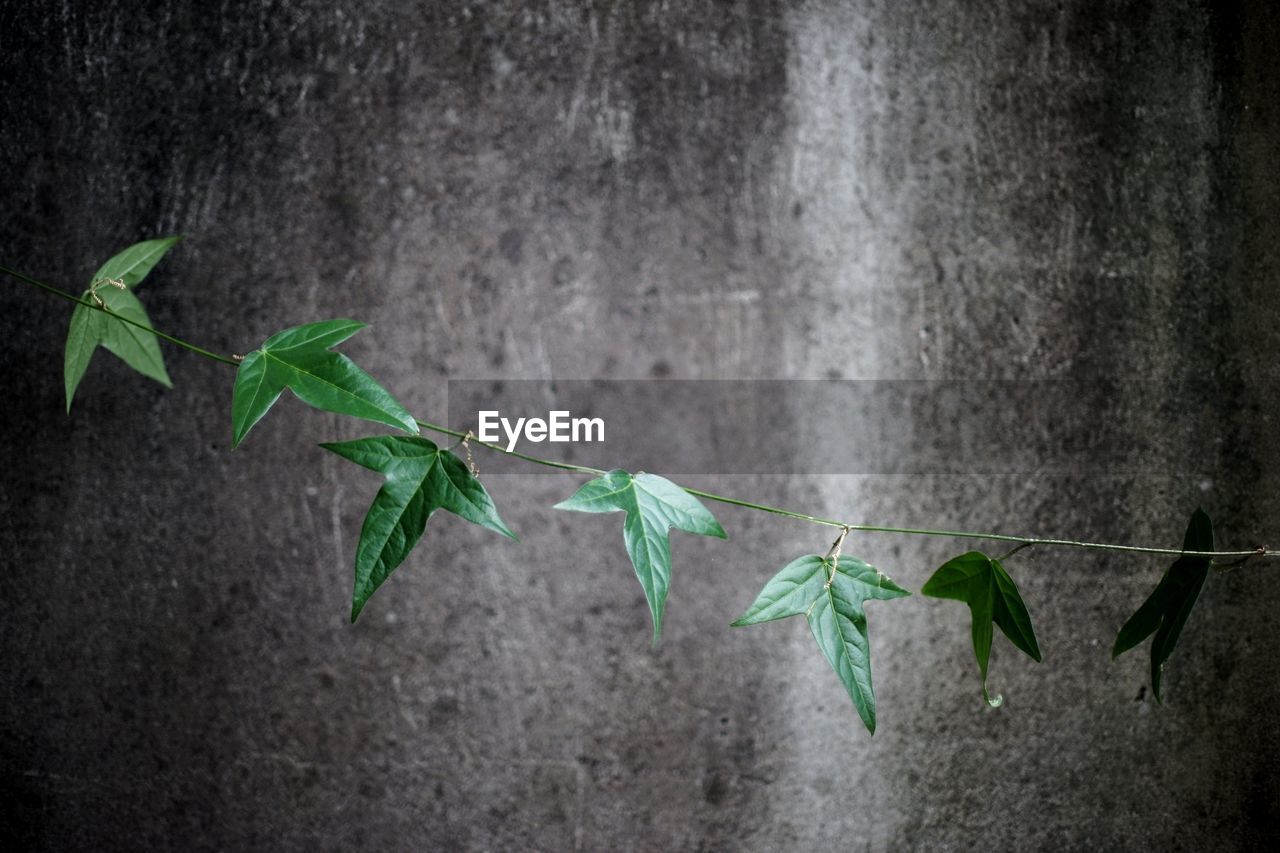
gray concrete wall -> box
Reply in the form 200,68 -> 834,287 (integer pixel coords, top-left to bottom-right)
2,0 -> 1279,849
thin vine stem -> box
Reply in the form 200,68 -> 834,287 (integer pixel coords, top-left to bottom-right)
411,421 -> 1274,560
7,263 -> 1274,561
417,419 -> 607,475
0,264 -> 240,366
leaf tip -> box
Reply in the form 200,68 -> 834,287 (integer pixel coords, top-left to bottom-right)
885,579 -> 913,598
231,424 -> 253,449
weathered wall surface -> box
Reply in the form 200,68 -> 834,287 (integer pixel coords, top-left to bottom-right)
2,1 -> 1278,849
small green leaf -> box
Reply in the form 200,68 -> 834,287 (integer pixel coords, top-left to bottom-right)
231,319 -> 419,447
922,551 -> 1042,706
322,435 -> 516,621
64,237 -> 181,411
554,470 -> 726,643
90,236 -> 183,290
1112,508 -> 1213,702
733,553 -> 909,733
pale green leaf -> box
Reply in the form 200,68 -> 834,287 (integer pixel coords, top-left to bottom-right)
91,235 -> 183,290
64,237 -> 180,412
733,552 -> 909,733
555,470 -> 726,643
97,286 -> 171,387
731,554 -> 830,626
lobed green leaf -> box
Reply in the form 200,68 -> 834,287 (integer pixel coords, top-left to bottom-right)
64,237 -> 180,412
230,319 -> 418,447
734,552 -> 909,733
323,435 -> 516,622
922,551 -> 1041,706
555,470 -> 726,644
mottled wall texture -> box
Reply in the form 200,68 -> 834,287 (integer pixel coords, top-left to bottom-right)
3,1 -> 1279,849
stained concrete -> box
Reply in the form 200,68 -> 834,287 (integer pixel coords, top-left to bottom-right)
2,0 -> 1279,849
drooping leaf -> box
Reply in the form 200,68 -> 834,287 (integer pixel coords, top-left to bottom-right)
231,319 -> 419,447
64,236 -> 181,411
554,470 -> 726,643
922,551 -> 1042,707
733,553 -> 910,733
1112,508 -> 1214,702
322,435 -> 516,621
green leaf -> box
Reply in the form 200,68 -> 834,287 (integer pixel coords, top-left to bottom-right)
733,553 -> 909,733
322,435 -> 516,621
231,319 -> 419,447
1112,508 -> 1213,702
64,237 -> 181,411
554,470 -> 726,643
90,236 -> 183,290
731,554 -> 831,626
922,551 -> 1042,706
